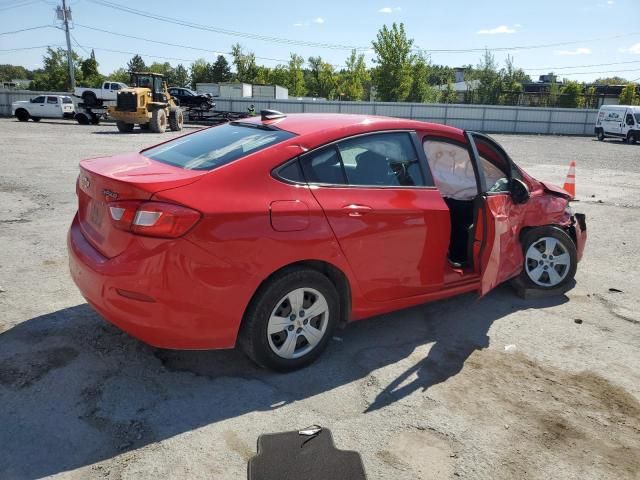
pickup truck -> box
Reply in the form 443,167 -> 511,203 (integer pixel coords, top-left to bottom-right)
12,95 -> 75,122
74,81 -> 128,106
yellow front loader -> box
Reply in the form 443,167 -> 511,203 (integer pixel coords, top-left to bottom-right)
107,72 -> 184,133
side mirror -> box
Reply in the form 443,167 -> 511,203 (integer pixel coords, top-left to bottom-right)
30,98 -> 36,103
511,178 -> 530,204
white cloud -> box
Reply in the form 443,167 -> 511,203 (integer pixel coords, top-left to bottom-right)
293,17 -> 324,27
556,47 -> 592,56
293,22 -> 304,27
378,6 -> 401,13
313,17 -> 324,24
607,0 -> 614,4
625,43 -> 640,54
477,25 -> 517,35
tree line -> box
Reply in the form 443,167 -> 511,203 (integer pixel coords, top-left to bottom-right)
1,22 -> 638,106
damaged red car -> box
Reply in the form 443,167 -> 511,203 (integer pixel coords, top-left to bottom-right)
68,112 -> 587,370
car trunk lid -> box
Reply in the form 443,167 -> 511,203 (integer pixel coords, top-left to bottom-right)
77,152 -> 205,258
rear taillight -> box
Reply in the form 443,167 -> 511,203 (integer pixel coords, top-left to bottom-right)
108,201 -> 201,238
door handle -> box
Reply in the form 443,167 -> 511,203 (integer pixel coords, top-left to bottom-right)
342,204 -> 373,216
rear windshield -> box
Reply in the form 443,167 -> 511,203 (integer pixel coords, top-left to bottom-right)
62,97 -> 73,104
143,123 -> 296,171
636,113 -> 640,123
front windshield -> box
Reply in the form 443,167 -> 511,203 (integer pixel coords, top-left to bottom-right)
635,113 -> 640,124
143,123 -> 296,171
183,89 -> 196,96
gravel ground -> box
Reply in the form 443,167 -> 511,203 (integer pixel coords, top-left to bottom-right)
0,118 -> 639,480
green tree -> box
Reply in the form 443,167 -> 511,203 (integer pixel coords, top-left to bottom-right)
108,68 -> 130,84
584,85 -> 598,109
440,81 -> 457,104
231,43 -> 258,83
339,50 -> 368,101
559,80 -> 584,108
619,83 -> 638,105
78,49 -> 103,87
30,47 -> 82,91
269,65 -> 289,88
498,55 -> 527,105
469,49 -> 501,104
594,76 -> 628,85
190,58 -> 212,88
211,55 -> 232,82
286,53 -> 306,97
126,54 -> 146,73
371,23 -> 414,101
172,64 -> 189,87
0,64 -> 33,81
407,53 -> 439,103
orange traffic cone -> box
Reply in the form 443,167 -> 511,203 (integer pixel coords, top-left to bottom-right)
563,160 -> 576,198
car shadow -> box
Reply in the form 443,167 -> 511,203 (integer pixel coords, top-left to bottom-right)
0,286 -> 568,478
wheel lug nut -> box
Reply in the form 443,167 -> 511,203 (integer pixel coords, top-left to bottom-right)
544,266 -> 548,270
288,326 -> 294,331
299,310 -> 305,317
303,319 -> 308,325
296,327 -> 302,334
290,314 -> 296,321
542,254 -> 547,259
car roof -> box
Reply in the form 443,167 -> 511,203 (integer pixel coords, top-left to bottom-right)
241,113 -> 462,138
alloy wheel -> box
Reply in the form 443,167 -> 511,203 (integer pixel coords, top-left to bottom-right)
525,236 -> 571,287
267,287 -> 329,359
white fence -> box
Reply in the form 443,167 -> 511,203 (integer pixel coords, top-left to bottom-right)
1,89 -> 598,135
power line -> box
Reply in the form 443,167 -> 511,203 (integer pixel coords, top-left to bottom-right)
74,23 -> 340,66
87,0 -> 640,55
525,60 -> 640,72
0,45 -> 63,52
87,0 -> 365,51
0,0 -> 40,12
0,25 -> 53,36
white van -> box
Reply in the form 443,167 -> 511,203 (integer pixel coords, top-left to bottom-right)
595,105 -> 640,144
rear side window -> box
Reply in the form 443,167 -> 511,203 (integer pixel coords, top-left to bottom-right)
143,123 -> 296,171
47,97 -> 58,104
301,147 -> 346,185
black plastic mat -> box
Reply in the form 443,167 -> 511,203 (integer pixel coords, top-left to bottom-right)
248,427 -> 367,480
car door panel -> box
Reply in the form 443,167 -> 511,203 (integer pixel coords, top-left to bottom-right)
465,132 -> 522,295
311,187 -> 450,301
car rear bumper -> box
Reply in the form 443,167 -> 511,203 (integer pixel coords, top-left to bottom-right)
67,214 -> 255,350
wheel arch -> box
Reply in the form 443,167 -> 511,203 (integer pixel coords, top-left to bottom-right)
241,259 -> 352,330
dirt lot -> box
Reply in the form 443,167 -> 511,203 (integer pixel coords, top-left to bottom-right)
0,118 -> 639,479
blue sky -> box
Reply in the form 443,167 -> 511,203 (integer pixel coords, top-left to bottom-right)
1,0 -> 639,82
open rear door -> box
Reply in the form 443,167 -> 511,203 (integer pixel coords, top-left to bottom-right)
465,132 -> 521,296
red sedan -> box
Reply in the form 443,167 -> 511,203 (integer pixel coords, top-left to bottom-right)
68,112 -> 587,370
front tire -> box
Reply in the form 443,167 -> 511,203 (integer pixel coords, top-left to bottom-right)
169,107 -> 184,131
116,121 -> 134,133
512,226 -> 577,291
238,269 -> 339,371
150,109 -> 167,133
31,117 -> 41,122
628,132 -> 637,145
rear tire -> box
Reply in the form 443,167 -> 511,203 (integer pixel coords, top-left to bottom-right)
149,109 -> 167,133
596,130 -> 605,141
75,113 -> 90,125
90,114 -> 100,125
15,109 -> 29,122
169,107 -> 184,131
238,269 -> 339,371
116,121 -> 134,133
31,117 -> 41,122
628,132 -> 637,145
200,101 -> 210,111
511,226 -> 577,291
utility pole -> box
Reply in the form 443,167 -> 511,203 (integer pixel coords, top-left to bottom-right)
57,0 -> 75,90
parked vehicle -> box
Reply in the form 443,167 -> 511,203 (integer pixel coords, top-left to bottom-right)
12,95 -> 75,122
107,72 -> 183,133
595,105 -> 640,144
168,87 -> 215,110
68,112 -> 587,371
74,81 -> 128,107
